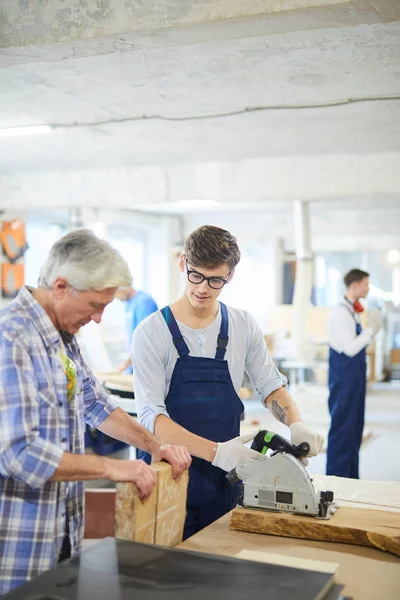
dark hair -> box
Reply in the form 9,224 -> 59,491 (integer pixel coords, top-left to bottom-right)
343,269 -> 369,288
184,225 -> 241,270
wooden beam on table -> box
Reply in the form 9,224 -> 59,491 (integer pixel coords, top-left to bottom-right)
114,479 -> 158,544
115,462 -> 188,547
230,506 -> 400,558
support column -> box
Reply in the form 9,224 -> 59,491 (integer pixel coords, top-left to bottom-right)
274,238 -> 285,306
393,266 -> 400,305
292,200 -> 313,362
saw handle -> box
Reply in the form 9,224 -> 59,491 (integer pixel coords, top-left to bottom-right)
294,441 -> 311,457
251,430 -> 310,459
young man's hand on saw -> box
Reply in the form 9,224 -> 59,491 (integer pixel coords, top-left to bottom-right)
290,422 -> 324,465
212,433 -> 265,472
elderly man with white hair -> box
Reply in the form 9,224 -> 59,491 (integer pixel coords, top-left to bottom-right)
0,229 -> 191,595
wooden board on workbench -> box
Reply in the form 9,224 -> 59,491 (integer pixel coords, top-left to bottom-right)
115,462 -> 188,546
230,506 -> 400,557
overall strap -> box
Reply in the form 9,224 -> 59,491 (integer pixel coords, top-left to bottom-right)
215,302 -> 229,360
160,306 -> 190,357
340,301 -> 357,324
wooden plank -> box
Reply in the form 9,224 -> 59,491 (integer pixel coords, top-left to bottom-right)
115,461 -> 188,546
230,506 -> 400,557
154,462 -> 189,546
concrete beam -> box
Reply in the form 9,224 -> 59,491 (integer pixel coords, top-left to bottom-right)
167,153 -> 400,203
183,208 -> 400,251
1,153 -> 399,210
1,0 -> 399,48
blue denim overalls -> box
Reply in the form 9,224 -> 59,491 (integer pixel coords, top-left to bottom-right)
139,302 -> 244,538
327,304 -> 366,478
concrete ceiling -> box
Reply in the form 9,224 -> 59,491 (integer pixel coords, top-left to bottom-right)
0,0 -> 399,248
1,2 -> 400,172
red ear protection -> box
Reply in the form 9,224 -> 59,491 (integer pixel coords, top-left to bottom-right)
353,300 -> 364,313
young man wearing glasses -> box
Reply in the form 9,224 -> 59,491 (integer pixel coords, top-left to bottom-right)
132,225 -> 324,539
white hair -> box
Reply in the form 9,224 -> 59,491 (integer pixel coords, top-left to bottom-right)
38,229 -> 132,291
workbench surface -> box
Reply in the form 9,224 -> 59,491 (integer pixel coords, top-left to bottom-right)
178,476 -> 400,600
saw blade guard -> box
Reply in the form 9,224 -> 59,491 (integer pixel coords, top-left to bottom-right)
236,454 -> 335,519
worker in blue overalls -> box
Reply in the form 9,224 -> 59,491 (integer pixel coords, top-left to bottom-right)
327,269 -> 381,478
133,225 -> 324,539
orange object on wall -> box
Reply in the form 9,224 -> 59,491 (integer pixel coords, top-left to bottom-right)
1,220 -> 28,263
2,263 -> 24,298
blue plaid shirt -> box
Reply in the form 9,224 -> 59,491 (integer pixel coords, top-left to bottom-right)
0,287 -> 118,595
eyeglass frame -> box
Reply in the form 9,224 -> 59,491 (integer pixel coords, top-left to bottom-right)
185,259 -> 231,290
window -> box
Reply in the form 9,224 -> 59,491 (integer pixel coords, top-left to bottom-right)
24,221 -> 65,287
108,235 -> 144,290
221,243 -> 275,329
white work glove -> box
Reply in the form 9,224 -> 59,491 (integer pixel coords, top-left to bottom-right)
289,422 -> 324,466
212,433 -> 265,473
366,308 -> 382,335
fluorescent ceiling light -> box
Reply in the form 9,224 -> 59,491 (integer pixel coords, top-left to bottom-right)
0,125 -> 52,138
176,200 -> 219,208
388,249 -> 400,264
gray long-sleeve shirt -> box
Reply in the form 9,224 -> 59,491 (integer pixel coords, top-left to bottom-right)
131,303 -> 287,433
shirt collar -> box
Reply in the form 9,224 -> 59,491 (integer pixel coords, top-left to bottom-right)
14,286 -> 62,348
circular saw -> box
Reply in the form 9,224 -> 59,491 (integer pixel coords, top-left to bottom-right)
227,430 -> 337,519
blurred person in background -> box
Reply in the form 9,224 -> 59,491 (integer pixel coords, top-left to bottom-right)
327,268 -> 382,478
116,285 -> 158,373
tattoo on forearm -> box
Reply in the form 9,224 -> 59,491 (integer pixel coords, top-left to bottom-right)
271,400 -> 290,424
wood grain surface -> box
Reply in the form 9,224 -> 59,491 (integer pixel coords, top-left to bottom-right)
115,462 -> 188,546
115,480 -> 158,544
154,463 -> 188,546
230,506 -> 400,557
